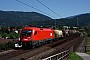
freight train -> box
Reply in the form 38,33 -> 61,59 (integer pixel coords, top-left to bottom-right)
15,26 -> 76,48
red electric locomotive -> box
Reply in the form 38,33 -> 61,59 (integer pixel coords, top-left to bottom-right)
15,27 -> 55,48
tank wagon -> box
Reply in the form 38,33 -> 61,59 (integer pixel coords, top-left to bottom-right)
54,30 -> 63,37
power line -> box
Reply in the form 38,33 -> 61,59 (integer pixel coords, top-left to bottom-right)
16,0 -> 54,18
35,0 -> 60,29
35,0 -> 61,18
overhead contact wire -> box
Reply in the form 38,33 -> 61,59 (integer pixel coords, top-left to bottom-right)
16,0 -> 54,18
36,0 -> 61,17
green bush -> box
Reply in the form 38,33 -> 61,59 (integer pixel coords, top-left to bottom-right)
1,33 -> 9,39
1,32 -> 20,39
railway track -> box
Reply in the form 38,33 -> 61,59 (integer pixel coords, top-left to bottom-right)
0,34 -> 81,60
0,50 -> 29,60
39,36 -> 84,60
27,37 -> 84,60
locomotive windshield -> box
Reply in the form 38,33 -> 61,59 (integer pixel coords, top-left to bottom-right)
21,30 -> 32,37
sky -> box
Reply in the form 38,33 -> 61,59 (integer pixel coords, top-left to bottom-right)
0,0 -> 90,19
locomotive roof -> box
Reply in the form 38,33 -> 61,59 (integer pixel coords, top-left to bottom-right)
22,27 -> 53,31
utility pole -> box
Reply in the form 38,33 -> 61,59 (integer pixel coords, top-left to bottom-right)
77,17 -> 79,29
54,19 -> 56,29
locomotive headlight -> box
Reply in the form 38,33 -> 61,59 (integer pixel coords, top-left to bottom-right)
24,39 -> 28,40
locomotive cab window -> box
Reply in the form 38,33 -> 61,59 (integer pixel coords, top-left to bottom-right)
22,30 -> 32,37
34,31 -> 37,35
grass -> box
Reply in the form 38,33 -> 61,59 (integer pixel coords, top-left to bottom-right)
69,52 -> 83,60
86,37 -> 90,55
87,37 -> 90,45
